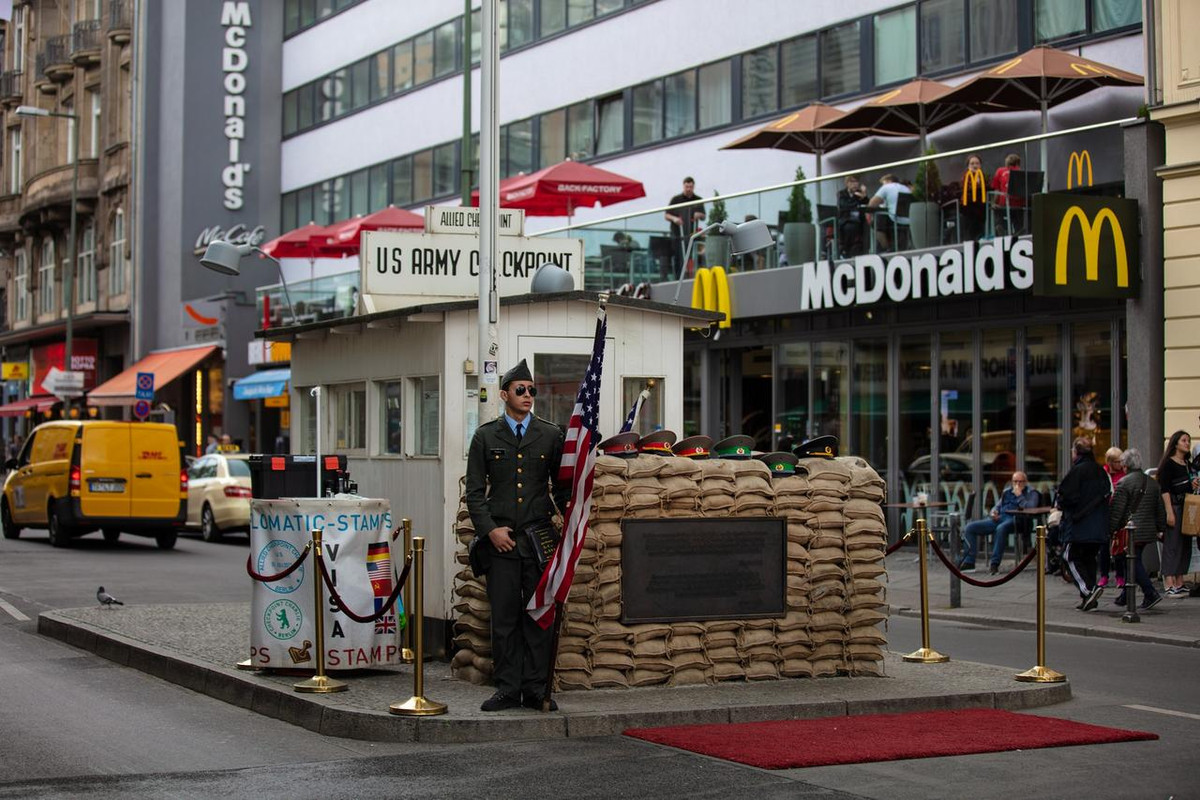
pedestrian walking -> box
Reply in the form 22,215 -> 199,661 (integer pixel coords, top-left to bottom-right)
1058,438 -> 1111,611
1108,449 -> 1165,609
1157,430 -> 1196,598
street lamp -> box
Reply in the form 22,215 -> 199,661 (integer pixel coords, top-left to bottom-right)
199,240 -> 297,325
671,218 -> 775,305
16,105 -> 79,405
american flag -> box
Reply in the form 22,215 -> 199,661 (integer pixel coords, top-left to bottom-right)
528,305 -> 607,628
619,387 -> 650,434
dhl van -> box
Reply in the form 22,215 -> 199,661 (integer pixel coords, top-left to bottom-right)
1,421 -> 187,549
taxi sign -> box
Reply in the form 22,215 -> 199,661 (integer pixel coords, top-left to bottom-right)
217,443 -> 242,453
135,372 -> 155,401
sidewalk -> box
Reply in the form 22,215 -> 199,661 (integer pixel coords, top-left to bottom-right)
884,546 -> 1200,648
38,602 -> 1069,744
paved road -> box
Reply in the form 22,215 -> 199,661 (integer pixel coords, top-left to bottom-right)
0,531 -> 1196,798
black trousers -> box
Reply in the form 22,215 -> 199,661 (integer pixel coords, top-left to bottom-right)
1065,542 -> 1102,597
485,550 -> 553,699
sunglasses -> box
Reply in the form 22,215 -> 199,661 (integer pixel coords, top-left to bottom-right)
510,385 -> 538,397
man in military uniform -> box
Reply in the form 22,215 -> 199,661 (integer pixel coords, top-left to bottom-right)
465,359 -> 568,712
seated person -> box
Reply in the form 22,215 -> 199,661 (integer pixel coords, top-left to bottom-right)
867,173 -> 911,253
959,471 -> 1038,573
837,175 -> 869,257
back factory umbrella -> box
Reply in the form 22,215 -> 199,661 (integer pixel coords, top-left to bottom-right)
471,159 -> 646,221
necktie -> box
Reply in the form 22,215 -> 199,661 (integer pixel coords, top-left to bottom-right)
515,423 -> 524,442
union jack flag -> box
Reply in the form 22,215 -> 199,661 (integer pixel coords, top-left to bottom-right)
529,304 -> 606,628
366,541 -> 404,633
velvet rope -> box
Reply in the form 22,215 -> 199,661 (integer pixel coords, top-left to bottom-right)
928,536 -> 1038,588
316,551 -> 414,623
885,528 -> 914,556
245,542 -> 311,582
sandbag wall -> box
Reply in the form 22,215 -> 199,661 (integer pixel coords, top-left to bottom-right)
450,455 -> 888,690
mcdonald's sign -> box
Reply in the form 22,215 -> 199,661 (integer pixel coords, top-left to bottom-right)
1032,193 -> 1139,298
1067,150 -> 1093,189
691,266 -> 732,329
962,167 -> 987,205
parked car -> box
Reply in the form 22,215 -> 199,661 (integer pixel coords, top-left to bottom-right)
1,421 -> 186,549
185,453 -> 252,542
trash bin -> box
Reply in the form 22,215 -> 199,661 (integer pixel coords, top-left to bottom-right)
248,454 -> 352,499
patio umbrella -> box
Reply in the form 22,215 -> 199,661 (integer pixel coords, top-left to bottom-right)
470,159 -> 646,221
833,79 -> 973,152
939,45 -> 1143,187
259,221 -> 337,260
720,102 -> 908,177
312,205 -> 425,256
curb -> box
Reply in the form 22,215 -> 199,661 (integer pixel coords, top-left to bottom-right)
892,607 -> 1200,649
37,611 -> 1072,743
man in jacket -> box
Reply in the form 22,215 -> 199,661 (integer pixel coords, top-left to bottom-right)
1108,448 -> 1165,609
465,359 -> 568,712
959,471 -> 1036,574
1058,438 -> 1112,611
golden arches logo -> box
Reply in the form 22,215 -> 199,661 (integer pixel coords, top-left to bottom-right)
991,57 -> 1023,75
1069,62 -> 1117,78
691,266 -> 732,329
962,168 -> 987,204
1067,150 -> 1093,189
1055,206 -> 1128,288
771,112 -> 801,130
871,89 -> 903,105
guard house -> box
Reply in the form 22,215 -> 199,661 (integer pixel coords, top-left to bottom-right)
260,289 -> 718,650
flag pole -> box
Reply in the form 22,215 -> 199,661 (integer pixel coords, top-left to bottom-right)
541,600 -> 565,712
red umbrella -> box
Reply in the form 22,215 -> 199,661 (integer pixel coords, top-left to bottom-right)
312,205 -> 425,256
471,159 -> 645,218
259,221 -> 336,260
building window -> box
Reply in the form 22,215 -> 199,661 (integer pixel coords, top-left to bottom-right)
970,0 -> 1018,61
413,31 -> 434,84
540,0 -> 566,37
506,118 -> 534,176
1035,0 -> 1085,41
77,220 -> 95,304
349,168 -> 368,216
697,60 -> 731,130
631,79 -> 663,148
664,70 -> 696,139
332,383 -> 367,451
349,58 -> 370,111
380,380 -> 402,455
1094,0 -> 1140,31
88,89 -> 101,158
539,108 -> 565,168
413,376 -> 440,456
503,0 -> 534,49
412,149 -> 433,202
567,0 -> 594,27
109,208 -> 126,296
38,237 -> 55,316
566,100 -> 593,159
742,46 -> 778,120
12,6 -> 24,70
64,101 -> 76,165
781,34 -> 818,108
434,20 -> 458,78
13,248 -> 27,322
821,20 -> 861,97
874,6 -> 916,85
319,69 -> 346,123
391,156 -> 412,206
595,92 -> 624,155
9,128 -> 20,194
920,0 -> 965,73
433,143 -> 457,197
369,163 -> 389,211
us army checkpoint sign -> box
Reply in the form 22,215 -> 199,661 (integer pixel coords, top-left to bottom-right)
360,230 -> 584,311
248,497 -> 403,670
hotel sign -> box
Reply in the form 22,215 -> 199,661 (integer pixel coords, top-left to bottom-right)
1032,193 -> 1139,299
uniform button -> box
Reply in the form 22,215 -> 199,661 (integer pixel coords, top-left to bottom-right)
517,468 -> 523,474
517,483 -> 523,488
517,498 -> 524,503
518,454 -> 523,459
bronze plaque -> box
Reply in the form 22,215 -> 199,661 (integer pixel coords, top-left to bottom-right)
620,518 -> 786,623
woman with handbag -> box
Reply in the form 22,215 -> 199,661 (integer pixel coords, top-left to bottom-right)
1157,430 -> 1195,598
1109,449 -> 1165,609
1099,446 -> 1127,590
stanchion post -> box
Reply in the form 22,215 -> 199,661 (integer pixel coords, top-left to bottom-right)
401,518 -> 415,663
1016,525 -> 1067,682
294,528 -> 349,694
903,518 -> 949,663
1121,520 -> 1140,624
390,536 -> 448,716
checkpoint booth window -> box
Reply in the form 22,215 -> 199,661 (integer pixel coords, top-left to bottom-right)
410,375 -> 440,457
377,378 -> 403,456
621,377 -> 665,437
524,333 -> 618,431
331,382 -> 367,452
296,386 -> 317,454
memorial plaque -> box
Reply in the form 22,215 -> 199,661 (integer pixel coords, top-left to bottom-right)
621,518 -> 786,624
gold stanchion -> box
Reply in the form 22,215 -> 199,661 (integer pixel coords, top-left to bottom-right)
903,518 -> 950,663
294,528 -> 349,694
1016,525 -> 1067,683
401,518 -> 415,663
390,536 -> 448,716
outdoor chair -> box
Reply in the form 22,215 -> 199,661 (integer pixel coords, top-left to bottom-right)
872,193 -> 912,253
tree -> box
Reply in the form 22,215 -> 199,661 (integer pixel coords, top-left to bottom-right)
912,147 -> 943,203
785,165 -> 812,224
709,190 -> 727,225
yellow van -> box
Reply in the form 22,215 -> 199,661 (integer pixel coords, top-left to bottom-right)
1,421 -> 186,549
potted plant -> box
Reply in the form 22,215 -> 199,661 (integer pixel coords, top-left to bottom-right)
782,165 -> 815,266
704,190 -> 732,268
908,147 -> 943,249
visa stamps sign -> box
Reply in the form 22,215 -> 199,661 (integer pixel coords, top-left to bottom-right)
361,230 -> 584,307
249,497 -> 404,670
1032,192 -> 1139,299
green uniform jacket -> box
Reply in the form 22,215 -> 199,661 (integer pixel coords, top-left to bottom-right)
465,415 -> 568,557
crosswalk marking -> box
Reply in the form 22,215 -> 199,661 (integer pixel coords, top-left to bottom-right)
0,596 -> 30,621
1124,704 -> 1200,722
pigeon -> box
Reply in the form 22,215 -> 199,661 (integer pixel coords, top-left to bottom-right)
96,587 -> 124,607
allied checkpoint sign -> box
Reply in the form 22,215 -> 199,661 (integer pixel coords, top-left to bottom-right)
249,497 -> 403,670
360,229 -> 585,312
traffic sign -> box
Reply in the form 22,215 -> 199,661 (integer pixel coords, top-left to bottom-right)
43,367 -> 85,399
135,372 -> 155,401
133,399 -> 151,420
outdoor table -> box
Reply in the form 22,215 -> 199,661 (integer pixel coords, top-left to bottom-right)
1012,506 -> 1055,561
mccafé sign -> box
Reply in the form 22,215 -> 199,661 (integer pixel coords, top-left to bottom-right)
1032,193 -> 1139,299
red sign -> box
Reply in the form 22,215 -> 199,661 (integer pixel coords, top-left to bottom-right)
30,340 -> 99,395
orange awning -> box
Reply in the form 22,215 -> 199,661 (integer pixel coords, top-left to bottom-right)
0,395 -> 59,417
88,345 -> 218,407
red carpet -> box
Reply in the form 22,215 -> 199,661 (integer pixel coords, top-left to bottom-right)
624,708 -> 1157,769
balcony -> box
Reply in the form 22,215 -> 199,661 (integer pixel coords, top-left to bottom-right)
108,0 -> 132,44
20,161 -> 100,229
35,36 -> 73,89
72,19 -> 103,66
257,270 -> 359,328
0,71 -> 23,106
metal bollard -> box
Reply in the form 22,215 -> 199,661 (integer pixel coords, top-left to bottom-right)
903,518 -> 949,663
295,528 -> 349,693
1015,525 -> 1067,683
1121,520 -> 1140,624
389,537 -> 448,716
401,518 -> 415,663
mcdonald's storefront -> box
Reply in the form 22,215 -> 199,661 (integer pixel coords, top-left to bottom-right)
660,186 -> 1147,523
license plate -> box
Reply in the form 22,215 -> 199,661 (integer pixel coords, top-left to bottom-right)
88,480 -> 126,493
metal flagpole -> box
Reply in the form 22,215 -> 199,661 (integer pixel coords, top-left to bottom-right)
478,0 -> 500,424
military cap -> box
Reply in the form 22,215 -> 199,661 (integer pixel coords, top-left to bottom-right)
794,435 -> 838,460
713,435 -> 756,460
501,359 -> 533,390
759,451 -> 799,477
597,431 -> 640,458
672,435 -> 713,459
638,430 -> 677,456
